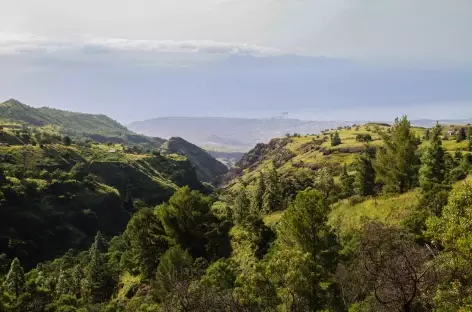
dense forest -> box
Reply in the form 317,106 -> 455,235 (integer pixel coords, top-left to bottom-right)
1,114 -> 472,312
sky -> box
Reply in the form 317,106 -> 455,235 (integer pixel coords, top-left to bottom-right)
0,0 -> 471,122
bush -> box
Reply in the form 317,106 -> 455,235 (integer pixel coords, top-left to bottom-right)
349,195 -> 366,206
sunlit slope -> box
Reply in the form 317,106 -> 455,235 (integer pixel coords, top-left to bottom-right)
227,123 -> 470,191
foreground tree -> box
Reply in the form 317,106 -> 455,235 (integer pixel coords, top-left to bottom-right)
353,149 -> 376,196
426,183 -> 472,310
124,207 -> 170,279
375,116 -> 420,193
340,164 -> 354,198
159,187 -> 230,260
3,258 -> 25,298
232,188 -> 251,225
419,123 -> 446,192
84,232 -> 114,303
262,167 -> 283,213
250,173 -> 265,214
277,188 -> 339,310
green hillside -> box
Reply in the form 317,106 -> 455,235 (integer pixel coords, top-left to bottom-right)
0,130 -> 205,268
226,122 -> 471,191
160,137 -> 228,182
0,99 -> 165,148
2,116 -> 472,312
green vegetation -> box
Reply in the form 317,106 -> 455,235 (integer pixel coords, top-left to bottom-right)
0,109 -> 211,269
160,137 -> 228,182
1,114 -> 472,311
0,98 -> 165,149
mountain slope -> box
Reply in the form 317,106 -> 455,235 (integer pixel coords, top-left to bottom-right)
0,135 -> 207,267
160,137 -> 228,182
225,123 -> 471,190
0,99 -> 165,148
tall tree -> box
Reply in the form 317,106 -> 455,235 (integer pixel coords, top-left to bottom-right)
124,208 -> 170,279
353,149 -> 376,196
340,164 -> 354,198
55,268 -> 73,298
85,232 -> 112,303
159,187 -> 230,260
277,188 -> 338,310
250,173 -> 265,214
3,257 -> 25,297
375,116 -> 420,193
419,123 -> 446,192
233,188 -> 251,225
262,167 -> 282,213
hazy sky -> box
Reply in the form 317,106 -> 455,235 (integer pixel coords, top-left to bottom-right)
1,0 -> 471,122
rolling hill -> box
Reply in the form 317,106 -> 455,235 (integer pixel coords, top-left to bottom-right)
225,122 -> 471,191
0,98 -> 165,149
0,99 -> 228,183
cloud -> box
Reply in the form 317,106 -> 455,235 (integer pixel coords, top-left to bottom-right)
0,32 -> 281,57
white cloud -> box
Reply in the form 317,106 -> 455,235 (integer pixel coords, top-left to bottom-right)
0,32 -> 281,57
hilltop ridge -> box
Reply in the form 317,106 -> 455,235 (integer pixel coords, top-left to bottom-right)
0,99 -> 165,148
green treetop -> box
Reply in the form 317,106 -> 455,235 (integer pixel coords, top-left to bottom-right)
3,257 -> 25,298
354,148 -> 376,196
374,116 -> 420,193
331,131 -> 342,146
419,123 -> 446,192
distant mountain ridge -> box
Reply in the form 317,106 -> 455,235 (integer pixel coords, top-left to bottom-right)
0,98 -> 165,148
128,117 -> 353,152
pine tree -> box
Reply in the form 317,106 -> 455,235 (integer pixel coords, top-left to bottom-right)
262,167 -> 282,213
354,149 -> 376,196
85,232 -> 111,303
250,173 -> 265,214
375,116 -> 420,193
278,188 -> 338,310
233,188 -> 251,225
331,131 -> 341,146
3,258 -> 25,297
56,268 -> 72,298
71,265 -> 84,299
425,129 -> 431,140
340,164 -> 354,198
419,123 -> 446,192
124,208 -> 169,279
